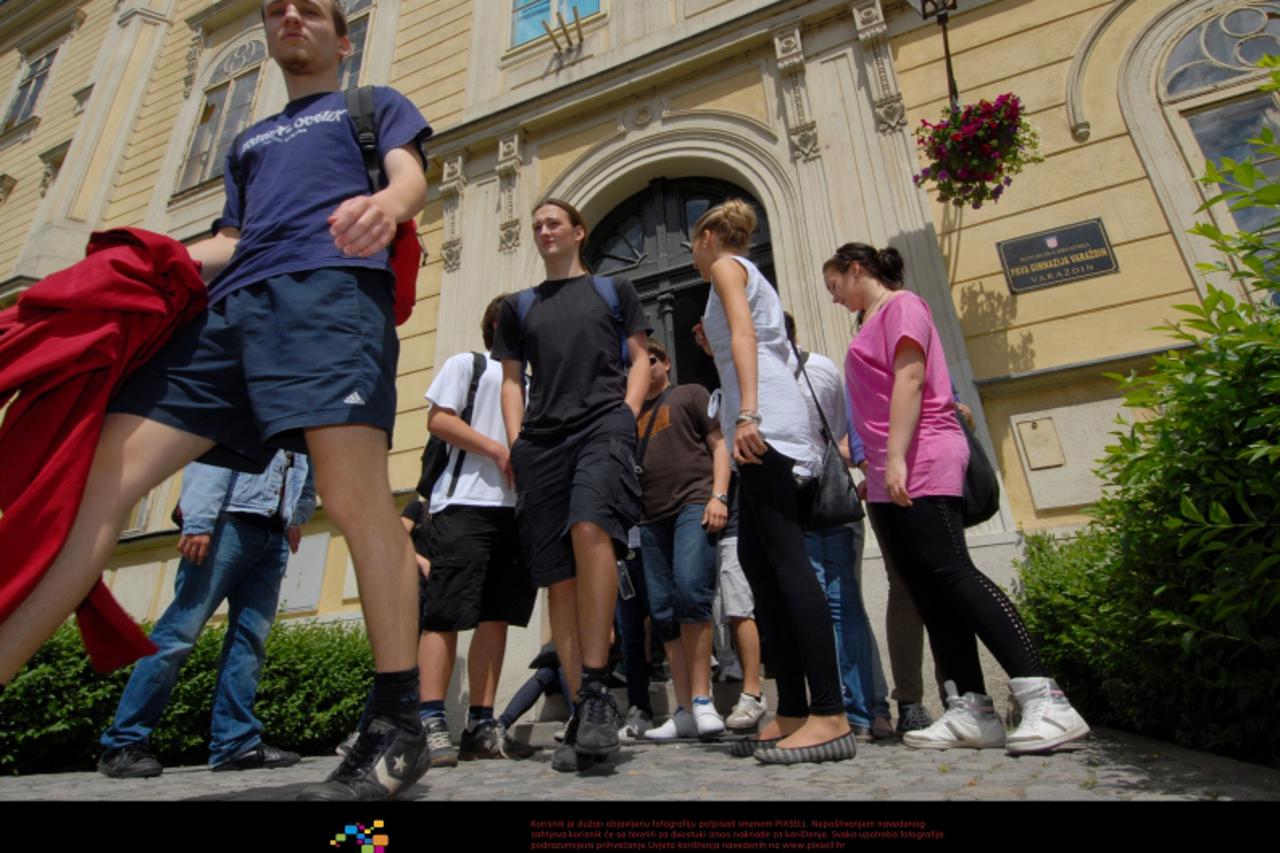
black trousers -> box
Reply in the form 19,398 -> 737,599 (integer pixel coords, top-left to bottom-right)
737,447 -> 843,717
868,496 -> 1048,696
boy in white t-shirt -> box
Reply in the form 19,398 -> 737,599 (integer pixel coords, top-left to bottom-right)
416,295 -> 536,764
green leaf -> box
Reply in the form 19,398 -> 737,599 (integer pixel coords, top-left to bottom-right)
1181,494 -> 1205,523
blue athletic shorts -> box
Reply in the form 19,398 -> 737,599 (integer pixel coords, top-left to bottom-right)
109,267 -> 398,472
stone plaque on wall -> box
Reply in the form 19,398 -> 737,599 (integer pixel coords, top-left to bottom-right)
997,218 -> 1119,293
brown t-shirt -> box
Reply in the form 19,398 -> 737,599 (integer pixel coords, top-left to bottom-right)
636,383 -> 718,523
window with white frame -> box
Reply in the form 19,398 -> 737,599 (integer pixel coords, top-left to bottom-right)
2,45 -> 58,132
511,0 -> 601,48
177,39 -> 267,193
339,0 -> 374,90
1163,3 -> 1280,234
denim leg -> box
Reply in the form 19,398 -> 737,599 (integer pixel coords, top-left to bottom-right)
850,521 -> 892,719
670,503 -> 716,624
101,516 -> 243,752
804,525 -> 876,727
639,519 -> 679,644
208,521 -> 288,765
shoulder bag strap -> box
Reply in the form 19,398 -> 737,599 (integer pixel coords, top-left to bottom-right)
345,85 -> 381,191
634,388 -> 673,473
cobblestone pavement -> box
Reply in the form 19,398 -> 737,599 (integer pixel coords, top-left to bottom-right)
1,727 -> 1276,802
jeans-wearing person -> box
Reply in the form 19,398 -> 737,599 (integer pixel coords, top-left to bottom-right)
99,452 -> 314,776
101,514 -> 289,765
803,520 -> 879,731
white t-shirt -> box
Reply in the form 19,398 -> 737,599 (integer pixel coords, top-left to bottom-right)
789,349 -> 849,451
702,256 -> 818,476
424,350 -> 515,513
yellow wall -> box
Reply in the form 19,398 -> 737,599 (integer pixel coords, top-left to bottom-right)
0,0 -> 115,277
892,0 -> 1200,383
391,0 -> 472,130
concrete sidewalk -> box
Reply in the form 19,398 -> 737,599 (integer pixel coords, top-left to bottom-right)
1,727 -> 1276,802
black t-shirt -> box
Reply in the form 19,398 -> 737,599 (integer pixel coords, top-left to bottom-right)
491,275 -> 648,437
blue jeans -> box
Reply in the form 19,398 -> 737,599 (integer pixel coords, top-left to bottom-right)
100,513 -> 288,765
640,503 -> 717,644
804,521 -> 878,727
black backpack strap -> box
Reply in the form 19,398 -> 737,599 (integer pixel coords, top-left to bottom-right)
445,352 -> 488,498
345,85 -> 381,192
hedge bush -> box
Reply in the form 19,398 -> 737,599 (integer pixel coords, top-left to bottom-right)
1016,61 -> 1280,768
0,619 -> 373,775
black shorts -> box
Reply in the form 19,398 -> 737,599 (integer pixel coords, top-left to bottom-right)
510,403 -> 642,588
421,505 -> 535,632
108,267 -> 398,473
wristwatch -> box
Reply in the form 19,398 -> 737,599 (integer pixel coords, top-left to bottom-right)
712,493 -> 730,505
735,409 -> 763,426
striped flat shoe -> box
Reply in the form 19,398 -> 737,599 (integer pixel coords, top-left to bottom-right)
729,738 -> 779,758
753,732 -> 857,765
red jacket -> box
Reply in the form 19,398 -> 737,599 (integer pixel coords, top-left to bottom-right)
0,228 -> 207,672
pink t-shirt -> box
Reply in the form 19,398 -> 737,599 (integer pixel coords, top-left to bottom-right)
845,290 -> 968,503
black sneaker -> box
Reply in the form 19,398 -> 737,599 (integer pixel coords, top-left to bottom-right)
98,744 -> 163,779
550,716 -> 603,772
296,717 -> 429,801
460,720 -> 536,760
211,741 -> 300,772
574,681 -> 621,757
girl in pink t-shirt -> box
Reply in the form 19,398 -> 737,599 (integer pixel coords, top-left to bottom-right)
824,242 -> 1089,755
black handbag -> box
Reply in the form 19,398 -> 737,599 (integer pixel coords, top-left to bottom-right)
957,410 -> 1000,527
790,343 -> 865,531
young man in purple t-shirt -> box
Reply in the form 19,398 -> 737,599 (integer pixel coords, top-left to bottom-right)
0,0 -> 432,801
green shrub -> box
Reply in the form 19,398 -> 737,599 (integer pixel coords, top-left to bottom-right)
0,619 -> 373,775
1016,61 -> 1280,768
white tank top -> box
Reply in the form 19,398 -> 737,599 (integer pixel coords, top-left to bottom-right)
702,256 -> 818,477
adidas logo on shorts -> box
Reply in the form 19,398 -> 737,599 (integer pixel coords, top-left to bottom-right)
343,391 -> 366,406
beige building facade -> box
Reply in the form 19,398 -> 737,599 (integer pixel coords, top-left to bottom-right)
1,0 -> 1264,713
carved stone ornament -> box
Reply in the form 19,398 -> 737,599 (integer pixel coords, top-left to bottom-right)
495,132 -> 523,179
851,1 -> 906,136
875,97 -> 906,132
441,238 -> 463,273
183,31 -> 205,98
789,122 -> 820,161
632,106 -> 653,129
499,218 -> 521,253
852,0 -> 887,41
774,28 -> 804,73
440,154 -> 467,190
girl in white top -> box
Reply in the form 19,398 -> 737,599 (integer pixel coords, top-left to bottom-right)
692,199 -> 854,765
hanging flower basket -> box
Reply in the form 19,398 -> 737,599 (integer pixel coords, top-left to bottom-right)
912,93 -> 1043,209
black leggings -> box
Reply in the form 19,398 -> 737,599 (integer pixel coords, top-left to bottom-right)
737,447 -> 843,717
867,497 -> 1047,696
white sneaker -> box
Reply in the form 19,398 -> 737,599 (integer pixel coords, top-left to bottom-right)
692,699 -> 725,737
1006,677 -> 1090,754
644,708 -> 697,740
902,681 -> 1006,750
725,692 -> 767,731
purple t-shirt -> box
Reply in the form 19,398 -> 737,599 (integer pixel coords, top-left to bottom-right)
845,290 -> 967,503
208,87 -> 432,304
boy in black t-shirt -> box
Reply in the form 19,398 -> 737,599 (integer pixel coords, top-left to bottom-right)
491,199 -> 649,771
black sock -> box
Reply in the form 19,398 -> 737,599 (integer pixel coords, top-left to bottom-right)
467,705 -> 494,729
372,668 -> 421,734
582,665 -> 609,690
418,700 -> 446,721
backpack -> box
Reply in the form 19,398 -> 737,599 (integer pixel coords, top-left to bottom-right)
228,86 -> 419,325
514,276 -> 629,365
415,352 -> 488,500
